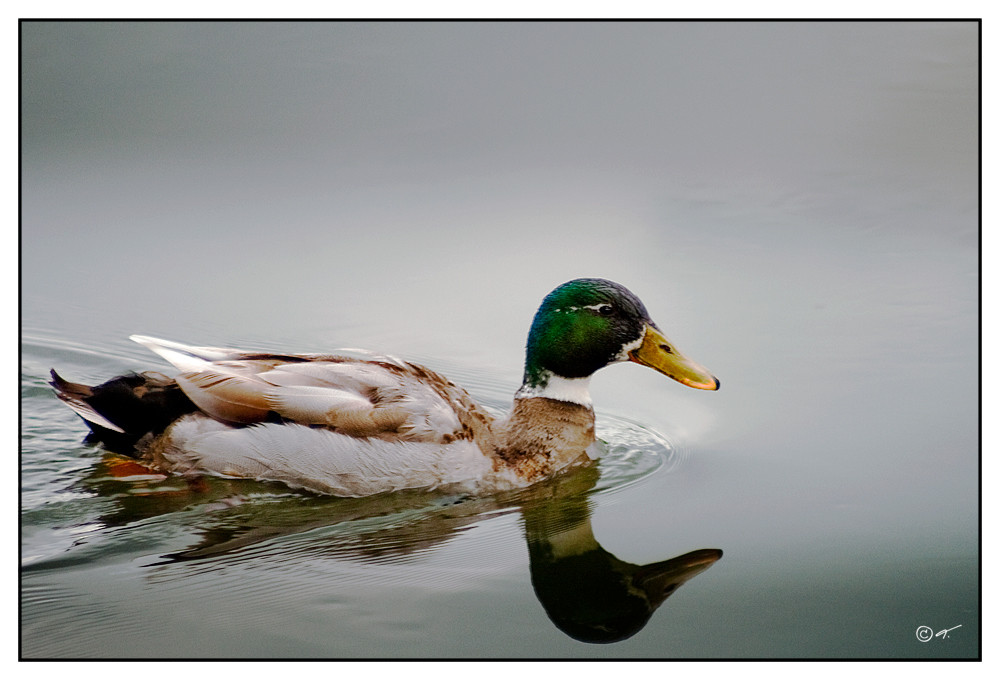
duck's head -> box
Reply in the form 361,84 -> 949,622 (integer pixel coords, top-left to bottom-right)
520,278 -> 719,402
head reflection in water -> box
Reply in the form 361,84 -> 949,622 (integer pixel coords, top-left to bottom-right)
527,542 -> 722,643
523,468 -> 722,644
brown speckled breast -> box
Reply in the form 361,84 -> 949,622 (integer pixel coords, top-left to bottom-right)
493,397 -> 596,483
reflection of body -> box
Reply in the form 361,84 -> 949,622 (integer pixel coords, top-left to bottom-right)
52,279 -> 718,497
85,462 -> 721,645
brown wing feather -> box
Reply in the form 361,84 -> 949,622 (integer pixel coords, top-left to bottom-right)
175,370 -> 274,424
129,334 -> 501,449
169,355 -> 497,449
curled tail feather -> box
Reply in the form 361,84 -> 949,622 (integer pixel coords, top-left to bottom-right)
49,369 -> 197,454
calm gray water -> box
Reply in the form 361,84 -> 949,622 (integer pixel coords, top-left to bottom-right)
20,21 -> 979,659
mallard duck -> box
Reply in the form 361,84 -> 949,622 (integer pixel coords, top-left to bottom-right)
50,278 -> 719,497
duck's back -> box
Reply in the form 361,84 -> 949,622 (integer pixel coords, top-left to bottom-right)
129,335 -> 497,444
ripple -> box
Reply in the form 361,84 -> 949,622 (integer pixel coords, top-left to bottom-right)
590,413 -> 680,496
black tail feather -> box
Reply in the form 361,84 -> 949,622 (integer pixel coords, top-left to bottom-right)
49,369 -> 197,455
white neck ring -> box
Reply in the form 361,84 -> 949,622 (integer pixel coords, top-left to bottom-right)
516,373 -> 593,407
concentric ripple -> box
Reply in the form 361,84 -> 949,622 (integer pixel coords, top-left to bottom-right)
590,413 -> 681,495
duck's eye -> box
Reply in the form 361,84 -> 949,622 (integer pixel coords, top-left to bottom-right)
597,304 -> 615,316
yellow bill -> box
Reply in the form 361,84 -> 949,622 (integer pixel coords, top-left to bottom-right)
628,324 -> 720,390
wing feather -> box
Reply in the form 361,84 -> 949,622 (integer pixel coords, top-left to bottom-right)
263,385 -> 374,424
133,336 -> 482,443
174,370 -> 274,424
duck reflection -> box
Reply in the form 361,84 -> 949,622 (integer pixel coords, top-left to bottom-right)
522,467 -> 722,643
80,456 -> 722,644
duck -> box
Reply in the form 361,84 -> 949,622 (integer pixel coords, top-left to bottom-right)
50,278 -> 719,497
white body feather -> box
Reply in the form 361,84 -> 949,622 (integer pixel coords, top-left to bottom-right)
156,414 -> 503,497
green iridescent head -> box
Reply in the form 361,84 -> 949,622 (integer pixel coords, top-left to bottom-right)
522,278 -> 720,392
